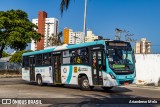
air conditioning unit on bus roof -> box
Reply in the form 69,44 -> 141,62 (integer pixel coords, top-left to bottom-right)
44,46 -> 57,49
44,44 -> 68,50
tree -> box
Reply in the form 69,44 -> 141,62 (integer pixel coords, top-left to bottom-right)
2,51 -> 10,57
0,9 -> 43,58
49,31 -> 63,46
9,50 -> 32,63
60,0 -> 71,15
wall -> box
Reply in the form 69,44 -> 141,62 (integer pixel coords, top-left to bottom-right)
135,54 -> 160,86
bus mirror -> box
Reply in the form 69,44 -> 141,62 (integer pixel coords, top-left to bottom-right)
106,50 -> 108,54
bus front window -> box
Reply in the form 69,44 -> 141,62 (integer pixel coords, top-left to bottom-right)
108,48 -> 134,72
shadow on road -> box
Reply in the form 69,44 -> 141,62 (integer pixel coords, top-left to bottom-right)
47,94 -> 157,107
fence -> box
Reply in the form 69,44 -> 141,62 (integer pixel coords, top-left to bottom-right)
0,62 -> 22,74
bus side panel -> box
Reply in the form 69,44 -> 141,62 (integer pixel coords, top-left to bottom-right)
22,68 -> 30,82
61,66 -> 71,84
74,66 -> 93,85
61,65 -> 93,85
35,66 -> 53,83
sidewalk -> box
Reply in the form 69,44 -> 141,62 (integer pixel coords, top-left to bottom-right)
126,84 -> 160,90
0,74 -> 21,78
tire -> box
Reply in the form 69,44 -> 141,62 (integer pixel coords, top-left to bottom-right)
102,86 -> 113,91
79,76 -> 91,90
36,75 -> 43,86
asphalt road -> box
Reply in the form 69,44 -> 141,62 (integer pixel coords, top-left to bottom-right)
0,78 -> 160,107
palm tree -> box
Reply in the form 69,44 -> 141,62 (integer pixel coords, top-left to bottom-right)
49,31 -> 63,46
60,0 -> 72,15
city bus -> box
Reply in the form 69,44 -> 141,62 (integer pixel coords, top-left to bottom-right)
22,40 -> 136,90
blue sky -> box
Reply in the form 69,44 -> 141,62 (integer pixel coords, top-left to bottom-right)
0,0 -> 160,53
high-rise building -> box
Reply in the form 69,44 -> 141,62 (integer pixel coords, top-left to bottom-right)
134,38 -> 151,54
85,30 -> 103,42
31,11 -> 58,51
63,28 -> 84,44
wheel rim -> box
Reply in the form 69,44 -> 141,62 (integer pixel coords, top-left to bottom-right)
83,79 -> 89,88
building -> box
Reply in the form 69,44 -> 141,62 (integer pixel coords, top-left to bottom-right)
31,11 -> 58,51
85,30 -> 103,42
135,42 -> 141,54
63,28 -> 84,44
134,38 -> 151,54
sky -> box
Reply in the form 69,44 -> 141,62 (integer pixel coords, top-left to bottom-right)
0,0 -> 160,53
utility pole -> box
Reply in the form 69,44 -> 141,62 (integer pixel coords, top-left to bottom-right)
115,28 -> 123,40
83,0 -> 87,43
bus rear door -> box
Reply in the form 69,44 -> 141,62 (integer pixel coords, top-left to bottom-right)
29,56 -> 35,82
52,53 -> 62,84
91,49 -> 104,85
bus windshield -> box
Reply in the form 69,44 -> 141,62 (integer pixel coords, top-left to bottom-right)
107,48 -> 134,71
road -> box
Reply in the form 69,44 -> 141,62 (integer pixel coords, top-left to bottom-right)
0,78 -> 160,107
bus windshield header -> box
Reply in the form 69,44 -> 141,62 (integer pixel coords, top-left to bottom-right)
106,41 -> 131,50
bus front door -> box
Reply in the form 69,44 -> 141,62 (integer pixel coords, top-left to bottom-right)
91,50 -> 103,85
52,54 -> 61,84
29,56 -> 35,82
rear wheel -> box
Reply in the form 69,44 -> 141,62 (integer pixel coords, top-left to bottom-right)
36,75 -> 43,86
102,86 -> 113,91
79,76 -> 91,90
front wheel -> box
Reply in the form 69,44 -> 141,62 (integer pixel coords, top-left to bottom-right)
102,86 -> 113,91
79,76 -> 91,90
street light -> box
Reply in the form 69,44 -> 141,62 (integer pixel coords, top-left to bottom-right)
83,0 -> 87,43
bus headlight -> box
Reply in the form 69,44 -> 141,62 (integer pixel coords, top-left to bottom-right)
109,73 -> 116,79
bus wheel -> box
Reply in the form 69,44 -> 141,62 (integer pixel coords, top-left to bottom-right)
37,75 -> 43,86
79,76 -> 90,90
102,86 -> 113,91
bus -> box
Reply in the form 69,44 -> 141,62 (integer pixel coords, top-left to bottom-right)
22,40 -> 136,90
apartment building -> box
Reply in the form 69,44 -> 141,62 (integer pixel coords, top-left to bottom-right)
31,11 -> 58,51
134,38 -> 151,54
63,28 -> 84,44
85,30 -> 103,42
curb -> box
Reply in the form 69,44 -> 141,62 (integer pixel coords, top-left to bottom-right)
126,84 -> 160,89
0,75 -> 21,78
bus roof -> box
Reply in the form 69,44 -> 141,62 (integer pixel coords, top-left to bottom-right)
22,40 -> 128,56
22,48 -> 55,56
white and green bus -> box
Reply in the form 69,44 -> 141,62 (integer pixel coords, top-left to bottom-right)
22,40 -> 136,90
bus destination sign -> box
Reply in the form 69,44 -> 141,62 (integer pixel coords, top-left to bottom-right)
109,42 -> 128,47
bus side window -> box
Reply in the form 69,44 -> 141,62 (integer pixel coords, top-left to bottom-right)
36,54 -> 42,66
43,53 -> 50,65
22,56 -> 29,67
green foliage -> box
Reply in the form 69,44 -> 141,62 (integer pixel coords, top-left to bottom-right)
0,9 -> 43,58
2,51 -> 10,57
60,0 -> 71,15
9,50 -> 32,63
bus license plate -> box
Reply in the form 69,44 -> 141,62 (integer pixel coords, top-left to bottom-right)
124,82 -> 129,85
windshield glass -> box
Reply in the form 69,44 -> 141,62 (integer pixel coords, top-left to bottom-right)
107,48 -> 134,71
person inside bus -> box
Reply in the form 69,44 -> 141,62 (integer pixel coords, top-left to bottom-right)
45,56 -> 51,65
113,50 -> 123,64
